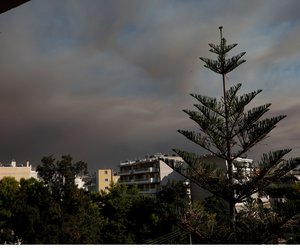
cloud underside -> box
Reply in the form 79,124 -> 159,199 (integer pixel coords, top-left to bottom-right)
0,0 -> 300,169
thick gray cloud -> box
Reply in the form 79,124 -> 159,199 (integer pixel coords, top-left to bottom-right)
0,0 -> 300,172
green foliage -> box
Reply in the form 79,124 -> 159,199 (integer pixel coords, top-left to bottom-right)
263,177 -> 300,243
35,155 -> 103,244
0,152 -> 195,244
89,182 -> 190,244
0,177 -> 19,244
37,155 -> 87,199
157,181 -> 190,208
3,156 -> 104,244
2,153 -> 299,244
12,178 -> 58,244
0,162 -> 195,244
147,182 -> 191,244
97,184 -> 157,244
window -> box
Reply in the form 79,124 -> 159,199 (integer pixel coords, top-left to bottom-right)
104,170 -> 108,174
105,178 -> 109,182
105,186 -> 109,190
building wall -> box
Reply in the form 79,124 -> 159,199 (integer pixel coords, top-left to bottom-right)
0,160 -> 35,181
96,169 -> 119,192
113,175 -> 120,184
159,160 -> 184,185
118,153 -> 185,195
189,156 -> 255,203
118,159 -> 160,194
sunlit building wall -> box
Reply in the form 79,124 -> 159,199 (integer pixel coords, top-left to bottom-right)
0,160 -> 37,181
96,169 -> 119,192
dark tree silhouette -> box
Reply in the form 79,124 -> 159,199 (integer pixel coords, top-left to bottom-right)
166,27 -> 300,243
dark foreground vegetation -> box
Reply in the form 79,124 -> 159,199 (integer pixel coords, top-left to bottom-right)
0,155 -> 192,244
0,156 -> 300,244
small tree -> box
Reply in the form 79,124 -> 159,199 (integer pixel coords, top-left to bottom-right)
36,155 -> 101,244
0,177 -> 19,244
170,27 -> 300,243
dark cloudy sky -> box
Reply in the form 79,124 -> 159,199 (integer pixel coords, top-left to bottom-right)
1,0 -> 300,172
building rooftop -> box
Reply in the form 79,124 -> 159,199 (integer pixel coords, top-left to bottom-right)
0,160 -> 31,168
119,153 -> 183,166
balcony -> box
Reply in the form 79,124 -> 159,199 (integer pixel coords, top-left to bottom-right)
119,167 -> 159,176
118,170 -> 132,176
133,167 -> 159,174
120,177 -> 159,185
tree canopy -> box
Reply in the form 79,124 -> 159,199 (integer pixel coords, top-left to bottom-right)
0,156 -> 191,244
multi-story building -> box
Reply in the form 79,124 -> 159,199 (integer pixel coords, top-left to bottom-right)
183,155 -> 271,210
232,157 -> 255,182
118,153 -> 184,195
0,160 -> 37,181
95,169 -> 119,192
117,151 -> 273,210
186,155 -> 258,202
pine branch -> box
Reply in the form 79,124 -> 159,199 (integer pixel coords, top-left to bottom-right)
224,52 -> 246,74
248,116 -> 286,142
234,103 -> 271,135
235,149 -> 293,201
208,42 -> 238,55
228,89 -> 263,118
233,103 -> 272,150
200,52 -> 246,75
170,149 -> 232,201
225,83 -> 243,109
178,130 -> 227,158
234,115 -> 286,158
262,212 -> 300,244
190,94 -> 224,117
267,157 -> 300,181
189,106 -> 226,137
226,86 -> 264,139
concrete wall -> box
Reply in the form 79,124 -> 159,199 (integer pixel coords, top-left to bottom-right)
96,169 -> 112,192
160,160 -> 185,185
0,166 -> 31,181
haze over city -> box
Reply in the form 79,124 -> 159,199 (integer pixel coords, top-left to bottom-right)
1,0 -> 300,172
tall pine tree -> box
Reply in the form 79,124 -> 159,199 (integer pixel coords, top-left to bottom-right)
168,27 -> 300,243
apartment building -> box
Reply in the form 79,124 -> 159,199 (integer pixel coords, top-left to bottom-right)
0,160 -> 37,181
118,153 -> 184,195
189,155 -> 256,202
95,169 -> 119,192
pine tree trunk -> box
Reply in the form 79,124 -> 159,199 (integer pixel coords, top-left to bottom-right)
227,160 -> 237,243
222,71 -> 237,242
229,198 -> 237,243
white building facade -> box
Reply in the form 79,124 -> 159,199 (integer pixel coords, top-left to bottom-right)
118,153 -> 185,195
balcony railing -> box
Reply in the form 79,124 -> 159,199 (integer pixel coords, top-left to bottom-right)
119,167 -> 159,176
119,177 -> 159,184
133,167 -> 159,174
118,170 -> 132,176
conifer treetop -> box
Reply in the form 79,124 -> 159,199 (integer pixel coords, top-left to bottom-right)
200,26 -> 246,75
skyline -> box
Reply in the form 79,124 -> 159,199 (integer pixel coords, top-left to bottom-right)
1,0 -> 300,172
